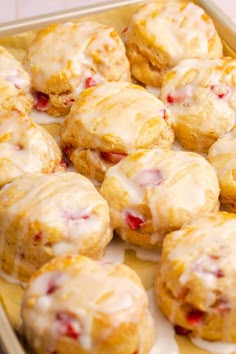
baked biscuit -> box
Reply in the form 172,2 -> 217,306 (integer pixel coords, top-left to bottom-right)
0,45 -> 33,113
61,82 -> 174,183
24,21 -> 131,116
0,172 -> 112,282
0,110 -> 62,188
100,149 -> 219,249
208,127 -> 236,212
125,1 -> 222,87
160,57 -> 236,153
21,254 -> 154,354
155,212 -> 236,342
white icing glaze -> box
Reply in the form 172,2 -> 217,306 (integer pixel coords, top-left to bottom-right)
24,21 -> 129,94
145,85 -> 161,97
62,82 -> 170,152
0,172 -> 112,279
131,1 -> 220,63
147,288 -> 179,354
104,149 -> 219,232
191,337 -> 236,354
0,111 -> 61,187
160,58 -> 236,137
167,213 -> 236,310
0,45 -> 30,90
22,258 -> 148,351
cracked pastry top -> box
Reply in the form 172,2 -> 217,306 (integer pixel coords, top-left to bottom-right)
100,148 -> 219,249
60,81 -> 174,183
0,45 -> 33,114
0,110 -> 62,188
21,254 -> 154,354
23,21 -> 131,116
125,1 -> 223,87
0,172 -> 112,282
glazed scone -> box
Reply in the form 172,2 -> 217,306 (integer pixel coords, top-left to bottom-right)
155,212 -> 236,342
0,172 -> 112,282
125,1 -> 222,87
21,254 -> 154,354
208,127 -> 236,212
0,45 -> 33,113
160,57 -> 236,153
100,149 -> 219,249
0,110 -> 62,188
61,82 -> 174,183
24,21 -> 131,116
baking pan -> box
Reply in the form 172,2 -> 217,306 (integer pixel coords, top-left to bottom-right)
0,1 -> 235,354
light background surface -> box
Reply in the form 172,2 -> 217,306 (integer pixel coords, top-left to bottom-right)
0,0 -> 235,23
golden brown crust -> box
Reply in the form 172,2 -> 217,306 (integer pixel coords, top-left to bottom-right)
125,1 -> 223,86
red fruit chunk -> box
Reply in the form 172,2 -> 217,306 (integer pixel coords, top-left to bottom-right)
167,94 -> 175,104
136,169 -> 163,187
16,144 -> 23,150
187,310 -> 204,326
34,232 -> 42,241
56,313 -> 80,340
63,210 -> 90,221
167,92 -> 186,104
60,158 -> 69,169
133,351 -> 139,354
214,269 -> 225,278
101,151 -> 127,163
46,277 -> 59,295
209,254 -> 220,260
210,85 -> 229,99
125,212 -> 144,230
122,27 -> 128,33
85,77 -> 97,89
35,92 -> 50,112
63,146 -> 72,158
162,109 -> 168,120
174,325 -> 190,336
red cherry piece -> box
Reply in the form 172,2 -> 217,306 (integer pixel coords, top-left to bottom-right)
56,313 -> 80,340
162,109 -> 168,120
63,146 -> 72,158
167,94 -> 175,104
34,232 -> 42,241
16,144 -> 23,150
46,277 -> 59,295
60,159 -> 69,169
174,325 -> 190,336
167,93 -> 185,104
101,151 -> 127,163
125,212 -> 144,230
209,254 -> 220,260
214,269 -> 225,278
187,310 -> 204,326
210,85 -> 229,99
136,169 -> 163,187
35,92 -> 50,112
133,351 -> 139,354
85,77 -> 97,89
122,27 -> 128,33
63,210 -> 90,221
